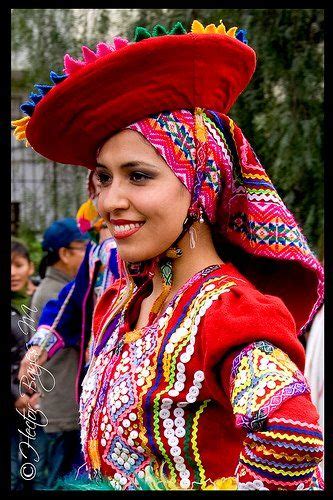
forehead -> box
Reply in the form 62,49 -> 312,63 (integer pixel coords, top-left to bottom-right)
11,252 -> 29,263
97,129 -> 161,165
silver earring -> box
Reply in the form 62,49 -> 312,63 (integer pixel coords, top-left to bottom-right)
189,226 -> 197,249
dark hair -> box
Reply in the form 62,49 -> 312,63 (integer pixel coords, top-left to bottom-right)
11,239 -> 31,262
38,250 -> 60,279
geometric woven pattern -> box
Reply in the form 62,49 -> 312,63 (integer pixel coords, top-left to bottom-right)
128,109 -> 323,334
230,341 -> 310,431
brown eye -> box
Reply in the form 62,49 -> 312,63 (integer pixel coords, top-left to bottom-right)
96,172 -> 111,185
130,171 -> 151,183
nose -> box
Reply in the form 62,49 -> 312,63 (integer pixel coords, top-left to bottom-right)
98,181 -> 130,216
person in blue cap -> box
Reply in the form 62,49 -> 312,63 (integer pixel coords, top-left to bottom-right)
26,218 -> 88,489
38,217 -> 89,280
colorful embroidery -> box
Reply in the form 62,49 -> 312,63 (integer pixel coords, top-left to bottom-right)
236,418 -> 324,490
230,341 -> 310,431
79,267 -> 238,489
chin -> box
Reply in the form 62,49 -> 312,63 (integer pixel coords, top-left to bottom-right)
117,246 -> 166,264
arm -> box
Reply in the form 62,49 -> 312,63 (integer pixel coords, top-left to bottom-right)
27,280 -> 79,357
19,243 -> 94,382
227,341 -> 324,490
27,241 -> 95,358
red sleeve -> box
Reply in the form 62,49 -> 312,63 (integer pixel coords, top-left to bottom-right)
221,338 -> 323,490
236,393 -> 324,490
200,281 -> 305,407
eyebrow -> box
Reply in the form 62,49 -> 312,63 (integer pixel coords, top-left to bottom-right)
96,161 -> 158,170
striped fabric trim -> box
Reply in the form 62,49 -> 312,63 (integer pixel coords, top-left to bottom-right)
237,417 -> 324,490
27,325 -> 65,358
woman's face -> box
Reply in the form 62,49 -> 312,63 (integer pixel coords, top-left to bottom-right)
11,254 -> 34,292
96,129 -> 191,263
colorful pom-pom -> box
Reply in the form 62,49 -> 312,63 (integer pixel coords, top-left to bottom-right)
169,21 -> 186,35
236,29 -> 248,44
227,27 -> 238,37
113,37 -> 129,50
82,46 -> 98,64
96,42 -> 112,56
20,101 -> 35,116
11,116 -> 30,146
29,92 -> 43,105
34,84 -> 53,96
152,24 -> 168,37
134,26 -> 151,42
63,54 -> 85,75
50,70 -> 68,84
76,198 -> 100,234
191,20 -> 205,34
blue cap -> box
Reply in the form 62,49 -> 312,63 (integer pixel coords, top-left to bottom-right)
42,217 -> 88,252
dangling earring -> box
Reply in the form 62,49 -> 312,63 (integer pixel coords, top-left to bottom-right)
199,207 -> 205,224
189,226 -> 197,249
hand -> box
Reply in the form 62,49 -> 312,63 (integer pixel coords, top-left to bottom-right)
18,346 -> 48,393
14,393 -> 31,411
29,392 -> 41,410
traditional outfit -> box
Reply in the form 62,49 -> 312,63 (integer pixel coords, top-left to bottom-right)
12,19 -> 324,490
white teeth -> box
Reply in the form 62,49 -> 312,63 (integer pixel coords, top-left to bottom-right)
113,222 -> 143,233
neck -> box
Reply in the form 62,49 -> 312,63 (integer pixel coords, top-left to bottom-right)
151,221 -> 223,297
52,261 -> 73,279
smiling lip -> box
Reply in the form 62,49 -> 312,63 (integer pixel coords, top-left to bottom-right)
109,219 -> 145,240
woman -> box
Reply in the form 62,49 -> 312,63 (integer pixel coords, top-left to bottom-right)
12,20 -> 324,490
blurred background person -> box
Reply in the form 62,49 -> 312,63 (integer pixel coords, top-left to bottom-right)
11,239 -> 47,491
28,218 -> 88,489
20,173 -> 119,404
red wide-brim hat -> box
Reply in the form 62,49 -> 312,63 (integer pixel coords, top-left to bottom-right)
12,21 -> 256,168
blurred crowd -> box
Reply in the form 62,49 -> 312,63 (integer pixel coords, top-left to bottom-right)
11,218 -> 89,490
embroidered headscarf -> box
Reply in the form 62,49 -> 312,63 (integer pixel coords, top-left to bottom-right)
127,109 -> 323,335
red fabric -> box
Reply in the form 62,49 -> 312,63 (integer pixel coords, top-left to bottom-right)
199,264 -> 305,409
89,263 -> 306,483
237,394 -> 323,489
26,34 -> 256,167
270,392 -> 320,423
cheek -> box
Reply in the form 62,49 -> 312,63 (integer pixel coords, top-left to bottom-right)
18,265 -> 31,279
97,192 -> 106,216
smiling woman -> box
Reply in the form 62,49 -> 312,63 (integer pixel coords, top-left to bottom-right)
12,19 -> 324,491
96,129 -> 191,264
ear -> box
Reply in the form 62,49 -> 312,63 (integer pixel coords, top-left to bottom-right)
29,261 -> 35,276
58,247 -> 69,264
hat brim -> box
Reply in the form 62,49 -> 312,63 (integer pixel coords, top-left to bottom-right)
26,34 -> 256,168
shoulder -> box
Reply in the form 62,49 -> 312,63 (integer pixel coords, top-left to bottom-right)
31,277 -> 63,307
202,262 -> 295,325
92,277 -> 129,335
198,263 -> 304,369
